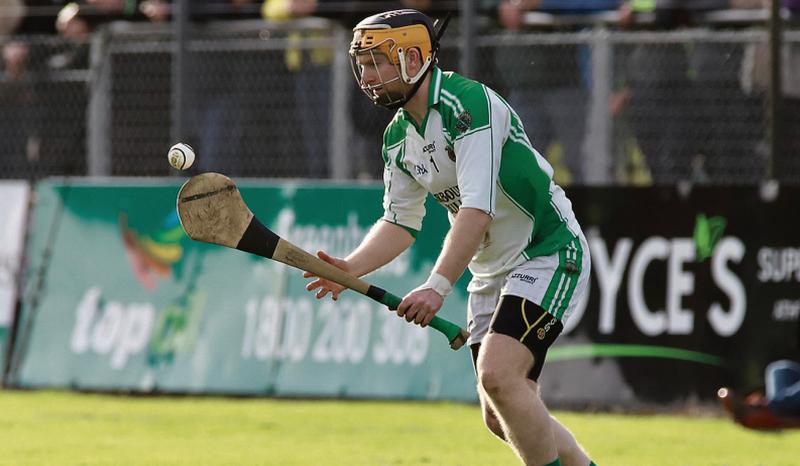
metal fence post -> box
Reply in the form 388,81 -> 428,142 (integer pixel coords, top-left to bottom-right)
330,26 -> 353,180
171,0 -> 190,145
767,0 -> 783,181
87,27 -> 111,176
585,28 -> 612,185
459,0 -> 475,77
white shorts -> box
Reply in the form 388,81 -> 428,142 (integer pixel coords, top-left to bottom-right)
466,234 -> 591,346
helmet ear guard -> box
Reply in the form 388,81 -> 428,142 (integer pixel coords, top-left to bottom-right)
396,47 -> 433,84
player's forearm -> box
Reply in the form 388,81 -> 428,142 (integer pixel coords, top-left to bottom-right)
432,208 -> 492,285
345,220 -> 415,277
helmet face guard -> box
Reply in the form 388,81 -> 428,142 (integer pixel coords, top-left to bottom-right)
349,10 -> 443,109
349,47 -> 410,109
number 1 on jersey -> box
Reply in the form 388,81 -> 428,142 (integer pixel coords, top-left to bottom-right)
429,155 -> 439,173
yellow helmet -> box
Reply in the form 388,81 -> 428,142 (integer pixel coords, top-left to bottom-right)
350,9 -> 446,109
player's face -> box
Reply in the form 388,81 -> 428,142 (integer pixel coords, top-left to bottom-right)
353,51 -> 407,107
355,52 -> 395,86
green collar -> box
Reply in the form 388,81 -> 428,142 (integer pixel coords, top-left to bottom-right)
400,67 -> 443,134
427,66 -> 443,108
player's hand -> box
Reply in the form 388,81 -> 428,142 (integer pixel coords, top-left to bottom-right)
288,0 -> 317,16
609,88 -> 632,116
498,0 -> 525,31
618,2 -> 636,29
397,288 -> 443,327
304,251 -> 348,300
139,0 -> 170,22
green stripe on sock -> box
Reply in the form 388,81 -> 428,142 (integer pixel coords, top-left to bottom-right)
590,462 -> 598,466
542,459 -> 561,466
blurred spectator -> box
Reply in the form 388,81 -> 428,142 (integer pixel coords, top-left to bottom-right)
1,1 -> 46,179
784,0 -> 800,182
612,0 -> 727,184
180,1 -> 258,177
30,2 -> 91,177
124,0 -> 259,176
51,2 -> 89,68
58,0 -> 265,177
261,0 -> 436,179
0,0 -> 26,36
0,40 -> 35,178
61,0 -> 258,22
1,0 -> 25,179
262,0 -> 332,178
739,0 -> 800,182
1,1 -> 91,180
13,1 -> 65,35
138,0 -> 170,21
138,0 -> 256,22
1,40 -> 26,79
485,0 -> 621,186
689,0 -> 766,183
399,0 -> 430,11
41,3 -> 90,173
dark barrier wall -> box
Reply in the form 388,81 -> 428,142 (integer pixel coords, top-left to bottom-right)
9,181 -> 800,405
542,185 -> 800,405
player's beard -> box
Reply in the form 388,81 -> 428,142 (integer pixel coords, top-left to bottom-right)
372,87 -> 407,108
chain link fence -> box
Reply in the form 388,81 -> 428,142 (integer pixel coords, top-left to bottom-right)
474,28 -> 800,185
611,31 -> 770,185
88,19 -> 341,178
0,35 -> 88,179
2,18 -> 799,184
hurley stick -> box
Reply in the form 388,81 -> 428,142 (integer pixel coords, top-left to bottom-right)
176,172 -> 469,350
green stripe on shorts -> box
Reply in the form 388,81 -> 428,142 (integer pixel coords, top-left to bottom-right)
554,240 -> 582,319
542,239 -> 583,319
541,247 -> 568,314
550,246 -> 574,319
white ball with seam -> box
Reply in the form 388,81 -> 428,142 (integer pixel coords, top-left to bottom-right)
168,143 -> 195,170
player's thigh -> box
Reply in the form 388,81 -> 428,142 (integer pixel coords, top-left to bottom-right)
486,295 -> 560,382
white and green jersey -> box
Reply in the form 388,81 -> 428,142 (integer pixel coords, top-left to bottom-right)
381,67 -> 583,279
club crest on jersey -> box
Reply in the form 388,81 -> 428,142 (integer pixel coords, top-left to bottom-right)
455,111 -> 472,134
446,145 -> 456,162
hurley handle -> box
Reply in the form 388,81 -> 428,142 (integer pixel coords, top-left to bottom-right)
369,288 -> 469,351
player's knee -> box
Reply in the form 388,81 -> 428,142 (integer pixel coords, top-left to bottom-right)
477,365 -> 511,400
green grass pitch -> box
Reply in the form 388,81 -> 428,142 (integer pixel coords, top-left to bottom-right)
1,390 -> 799,465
